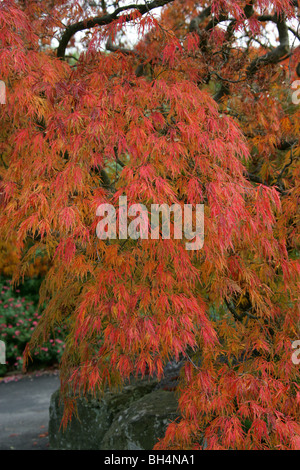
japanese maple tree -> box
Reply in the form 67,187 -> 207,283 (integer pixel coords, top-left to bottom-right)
0,0 -> 299,450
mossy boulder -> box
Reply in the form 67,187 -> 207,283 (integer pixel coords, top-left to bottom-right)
101,389 -> 180,450
49,377 -> 179,450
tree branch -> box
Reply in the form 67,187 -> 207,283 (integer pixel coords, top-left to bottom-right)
106,36 -> 136,55
247,14 -> 290,76
57,0 -> 174,59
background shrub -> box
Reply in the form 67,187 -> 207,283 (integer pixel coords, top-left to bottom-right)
0,278 -> 65,376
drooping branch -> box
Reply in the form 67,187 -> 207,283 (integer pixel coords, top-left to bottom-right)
57,0 -> 174,59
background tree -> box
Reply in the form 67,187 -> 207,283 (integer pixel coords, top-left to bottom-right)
0,0 -> 299,449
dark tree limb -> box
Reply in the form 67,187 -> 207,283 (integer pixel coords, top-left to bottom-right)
189,6 -> 212,33
213,82 -> 230,103
57,0 -> 174,59
276,139 -> 298,151
247,15 -> 290,76
225,297 -> 259,323
276,145 -> 295,184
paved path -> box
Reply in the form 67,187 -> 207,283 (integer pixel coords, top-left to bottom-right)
0,373 -> 60,450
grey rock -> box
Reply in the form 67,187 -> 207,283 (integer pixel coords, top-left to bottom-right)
101,389 -> 179,450
49,378 -> 179,450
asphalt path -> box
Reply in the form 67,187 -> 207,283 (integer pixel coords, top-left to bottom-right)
0,373 -> 60,450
